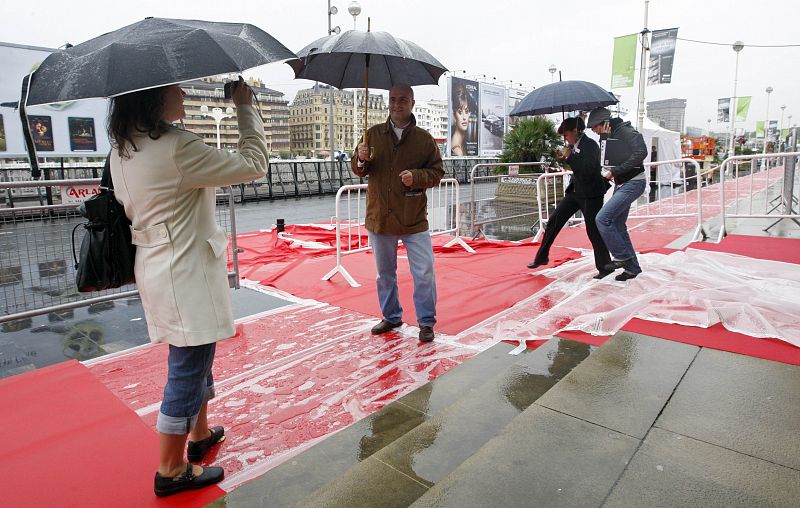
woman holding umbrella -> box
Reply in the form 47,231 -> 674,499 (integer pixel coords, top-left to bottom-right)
108,77 -> 269,497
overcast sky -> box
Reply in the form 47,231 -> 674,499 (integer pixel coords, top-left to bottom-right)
4,0 -> 799,131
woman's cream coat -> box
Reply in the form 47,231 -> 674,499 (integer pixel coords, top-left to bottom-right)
110,105 -> 268,347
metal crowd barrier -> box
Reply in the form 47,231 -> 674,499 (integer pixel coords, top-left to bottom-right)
467,162 -> 550,240
321,178 -> 471,288
717,151 -> 800,242
533,159 -> 706,243
533,170 -> 573,242
0,179 -> 240,323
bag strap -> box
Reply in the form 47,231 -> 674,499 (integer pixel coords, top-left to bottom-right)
100,152 -> 114,191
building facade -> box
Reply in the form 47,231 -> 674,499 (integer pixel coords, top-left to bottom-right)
181,76 -> 290,154
289,85 -> 387,158
414,99 -> 448,141
647,98 -> 687,134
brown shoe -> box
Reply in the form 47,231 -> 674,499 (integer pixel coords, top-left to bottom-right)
419,326 -> 435,342
371,319 -> 402,335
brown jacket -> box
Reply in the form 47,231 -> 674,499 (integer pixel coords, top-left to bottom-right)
351,115 -> 444,235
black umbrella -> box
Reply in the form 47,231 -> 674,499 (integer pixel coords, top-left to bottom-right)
509,80 -> 618,117
24,17 -> 296,106
287,22 -> 446,143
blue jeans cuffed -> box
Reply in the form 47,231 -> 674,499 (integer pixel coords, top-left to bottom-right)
157,342 -> 217,435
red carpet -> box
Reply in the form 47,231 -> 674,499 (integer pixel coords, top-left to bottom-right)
234,228 -> 580,335
0,361 -> 223,507
688,234 -> 800,264
545,224 -> 682,254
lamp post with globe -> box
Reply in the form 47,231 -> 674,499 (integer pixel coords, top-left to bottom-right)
327,1 -> 341,161
548,64 -> 557,83
762,86 -> 773,155
728,40 -> 744,160
199,105 -> 234,150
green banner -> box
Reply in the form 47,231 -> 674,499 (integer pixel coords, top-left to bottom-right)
782,128 -> 790,139
611,34 -> 637,89
735,96 -> 751,122
756,121 -> 764,138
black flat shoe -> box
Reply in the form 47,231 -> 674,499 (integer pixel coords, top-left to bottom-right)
615,271 -> 639,281
419,326 -> 435,342
371,319 -> 403,335
187,426 -> 225,462
593,270 -> 613,280
526,259 -> 548,269
154,463 -> 224,497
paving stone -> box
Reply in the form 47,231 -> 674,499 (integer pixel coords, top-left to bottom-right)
604,427 -> 800,508
536,331 -> 698,438
656,348 -> 800,469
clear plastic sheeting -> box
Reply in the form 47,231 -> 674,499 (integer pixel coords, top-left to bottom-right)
534,249 -> 800,348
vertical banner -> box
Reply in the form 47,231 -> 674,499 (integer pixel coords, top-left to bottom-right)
756,121 -> 765,138
0,114 -> 6,151
768,120 -> 778,139
735,96 -> 751,122
68,117 -> 97,151
648,28 -> 679,85
28,115 -> 54,151
717,98 -> 730,123
479,83 -> 506,156
611,34 -> 637,89
448,77 -> 479,156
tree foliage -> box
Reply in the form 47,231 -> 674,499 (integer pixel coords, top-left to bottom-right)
500,117 -> 562,171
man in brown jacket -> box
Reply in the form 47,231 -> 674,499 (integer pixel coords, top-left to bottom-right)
353,84 -> 444,342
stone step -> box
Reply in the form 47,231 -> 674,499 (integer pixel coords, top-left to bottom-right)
411,331 -> 698,508
291,337 -> 594,507
210,341 -> 530,508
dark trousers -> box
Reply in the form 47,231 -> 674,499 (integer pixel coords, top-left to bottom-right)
533,193 -> 611,272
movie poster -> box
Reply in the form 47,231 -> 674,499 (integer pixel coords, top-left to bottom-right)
648,28 -> 678,85
68,117 -> 97,151
448,77 -> 479,156
28,115 -> 54,151
479,83 -> 506,156
717,98 -> 730,123
0,115 -> 6,151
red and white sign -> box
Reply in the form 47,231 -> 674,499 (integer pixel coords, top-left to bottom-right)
61,184 -> 101,204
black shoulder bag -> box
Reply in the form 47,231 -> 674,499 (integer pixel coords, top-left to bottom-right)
71,157 -> 136,292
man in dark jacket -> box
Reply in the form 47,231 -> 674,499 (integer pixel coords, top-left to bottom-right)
587,107 -> 648,281
527,116 -> 612,278
352,84 -> 444,342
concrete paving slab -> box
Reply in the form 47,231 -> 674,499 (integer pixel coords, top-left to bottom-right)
210,401 -> 428,508
294,456 -> 429,508
375,338 -> 593,487
656,348 -> 800,470
536,331 -> 698,439
604,427 -> 800,508
395,342 -> 520,416
412,405 -> 640,508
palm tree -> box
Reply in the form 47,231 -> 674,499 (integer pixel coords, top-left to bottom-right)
500,117 -> 561,172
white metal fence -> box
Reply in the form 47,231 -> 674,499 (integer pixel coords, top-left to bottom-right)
0,179 -> 239,322
321,178 -> 471,287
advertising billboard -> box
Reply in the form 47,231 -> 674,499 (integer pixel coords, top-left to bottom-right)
479,83 -> 506,156
0,42 -> 110,157
648,28 -> 679,85
448,77 -> 479,156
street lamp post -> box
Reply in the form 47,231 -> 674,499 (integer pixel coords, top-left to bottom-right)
779,104 -> 786,150
348,1 -> 361,30
200,105 -> 234,149
328,1 -> 341,162
728,40 -> 744,160
762,86 -> 773,155
548,64 -> 556,83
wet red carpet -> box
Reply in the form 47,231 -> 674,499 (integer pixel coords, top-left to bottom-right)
0,361 -> 223,507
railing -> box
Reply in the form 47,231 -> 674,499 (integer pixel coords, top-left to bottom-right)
2,157 -> 500,207
467,162 -> 550,240
717,152 -> 800,242
533,159 -> 707,243
533,170 -> 573,242
321,178 -> 471,288
0,179 -> 239,323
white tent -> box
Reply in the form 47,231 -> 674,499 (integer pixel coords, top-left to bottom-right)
621,113 -> 683,197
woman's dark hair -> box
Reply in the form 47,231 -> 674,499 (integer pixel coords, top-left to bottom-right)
107,86 -> 171,158
557,116 -> 586,135
451,82 -> 477,114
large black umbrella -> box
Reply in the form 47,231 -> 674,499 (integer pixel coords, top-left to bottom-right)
510,80 -> 618,117
287,24 -> 446,143
25,17 -> 296,106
